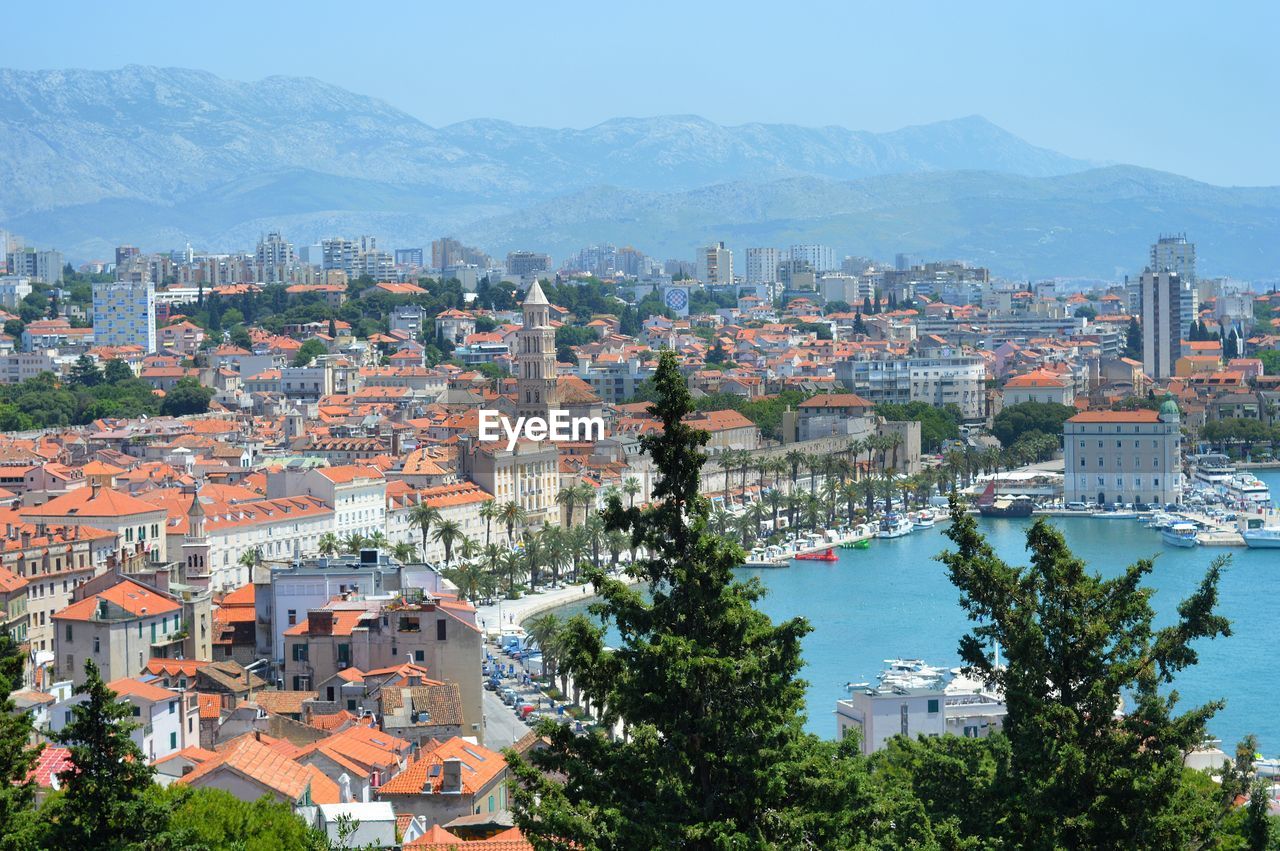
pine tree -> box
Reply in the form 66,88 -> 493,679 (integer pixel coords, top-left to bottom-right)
44,660 -> 168,848
937,502 -> 1231,849
0,633 -> 41,850
506,351 -> 928,848
1124,316 -> 1142,359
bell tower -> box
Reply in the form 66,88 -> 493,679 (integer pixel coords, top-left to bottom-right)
516,279 -> 560,419
181,484 -> 211,589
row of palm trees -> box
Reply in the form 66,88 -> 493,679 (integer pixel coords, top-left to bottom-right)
711,434 -> 908,507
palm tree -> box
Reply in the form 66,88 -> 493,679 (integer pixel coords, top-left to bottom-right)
457,535 -> 480,565
366,530 -> 388,552
860,475 -> 878,518
540,526 -> 565,586
710,505 -> 733,537
583,512 -> 605,570
765,489 -> 784,535
741,502 -> 767,548
433,519 -> 462,565
237,547 -> 262,579
341,532 -> 367,554
841,481 -> 859,525
526,614 -> 564,684
565,525 -> 590,582
784,449 -> 806,493
499,501 -> 526,549
391,541 -> 418,564
409,502 -> 442,560
805,453 -> 822,495
317,533 -> 339,557
622,477 -> 641,508
444,559 -> 485,602
885,432 -> 904,470
479,499 -> 500,546
481,543 -> 506,596
786,492 -> 804,531
501,549 -> 524,598
522,530 -> 544,590
605,529 -> 628,572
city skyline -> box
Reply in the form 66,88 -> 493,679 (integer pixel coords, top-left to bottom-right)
3,0 -> 1278,187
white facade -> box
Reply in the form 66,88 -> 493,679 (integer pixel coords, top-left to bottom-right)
789,243 -> 837,273
0,276 -> 31,309
744,247 -> 779,285
1063,406 -> 1183,507
836,672 -> 1006,755
267,467 -> 386,542
50,680 -> 198,762
696,242 -> 733,287
92,280 -> 157,353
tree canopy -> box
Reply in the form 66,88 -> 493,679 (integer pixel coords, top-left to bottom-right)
992,401 -> 1076,448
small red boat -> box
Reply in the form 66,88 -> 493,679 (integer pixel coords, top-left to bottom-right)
795,548 -> 838,562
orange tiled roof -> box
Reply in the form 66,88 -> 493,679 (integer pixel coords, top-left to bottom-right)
177,735 -> 340,804
53,578 -> 180,622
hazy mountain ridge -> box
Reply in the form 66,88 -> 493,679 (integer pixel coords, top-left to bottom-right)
1,65 -> 1277,277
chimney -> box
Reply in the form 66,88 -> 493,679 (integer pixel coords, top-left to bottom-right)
309,610 -> 334,636
440,758 -> 463,794
90,480 -> 101,499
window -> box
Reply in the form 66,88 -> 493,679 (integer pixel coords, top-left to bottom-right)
927,699 -> 940,714
414,649 -> 425,662
169,700 -> 177,715
287,610 -> 297,626
292,644 -> 308,662
327,687 -> 335,702
65,624 -> 72,642
436,619 -> 447,641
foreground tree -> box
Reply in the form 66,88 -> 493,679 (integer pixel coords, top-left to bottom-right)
0,634 -> 41,850
936,501 -> 1232,849
43,660 -> 167,848
506,350 -> 925,849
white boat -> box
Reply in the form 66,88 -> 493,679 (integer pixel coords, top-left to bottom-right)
913,510 -> 936,529
876,514 -> 914,539
1097,510 -> 1138,520
1148,512 -> 1176,530
1243,528 -> 1280,549
1224,473 -> 1272,508
1192,454 -> 1235,487
1161,522 -> 1200,548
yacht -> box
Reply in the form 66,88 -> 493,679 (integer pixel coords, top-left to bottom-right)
1160,522 -> 1200,548
1192,454 -> 1236,487
1243,527 -> 1280,549
1224,473 -> 1272,508
1147,512 -> 1177,530
913,510 -> 937,529
877,514 -> 914,539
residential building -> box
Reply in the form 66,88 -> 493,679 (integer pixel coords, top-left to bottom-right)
696,241 -> 734,287
51,577 -> 188,684
19,482 -> 170,564
6,248 -> 64,283
176,735 -> 340,808
505,251 -> 551,276
384,482 -> 493,563
789,243 -> 837,273
267,465 -> 386,542
0,275 -> 32,309
376,736 -> 510,823
1002,368 -> 1075,406
394,248 -> 425,268
93,280 -> 157,353
49,676 -> 199,762
836,356 -> 986,421
458,437 -> 559,527
1063,401 -> 1182,507
1151,234 -> 1196,286
1140,269 -> 1186,380
744,247 -> 779,288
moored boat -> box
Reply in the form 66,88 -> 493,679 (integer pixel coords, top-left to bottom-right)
1242,527 -> 1280,549
1160,522 -> 1200,548
795,547 -> 839,562
877,514 -> 914,538
913,510 -> 936,529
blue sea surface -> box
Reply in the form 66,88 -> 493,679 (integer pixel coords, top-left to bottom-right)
555,469 -> 1280,752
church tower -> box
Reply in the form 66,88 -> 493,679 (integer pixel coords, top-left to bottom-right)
180,484 -> 211,589
516,279 -> 560,419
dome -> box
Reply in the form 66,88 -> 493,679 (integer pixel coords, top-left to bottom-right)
1159,396 -> 1180,420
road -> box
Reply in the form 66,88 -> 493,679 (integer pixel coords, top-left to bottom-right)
481,686 -> 530,749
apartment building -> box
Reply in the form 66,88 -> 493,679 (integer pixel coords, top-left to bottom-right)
1063,402 -> 1182,507
49,676 -> 199,762
92,280 -> 157,353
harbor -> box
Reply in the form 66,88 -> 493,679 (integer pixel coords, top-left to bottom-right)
550,468 -> 1280,754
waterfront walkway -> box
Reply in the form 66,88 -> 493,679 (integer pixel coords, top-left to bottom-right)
474,581 -> 600,637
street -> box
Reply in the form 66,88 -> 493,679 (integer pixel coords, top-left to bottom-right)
481,680 -> 531,749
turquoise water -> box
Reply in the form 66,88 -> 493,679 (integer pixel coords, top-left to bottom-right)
555,469 -> 1280,752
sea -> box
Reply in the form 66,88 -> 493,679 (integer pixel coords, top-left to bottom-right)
553,468 -> 1280,754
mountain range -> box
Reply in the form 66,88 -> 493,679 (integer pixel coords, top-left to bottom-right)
2,65 -> 1277,279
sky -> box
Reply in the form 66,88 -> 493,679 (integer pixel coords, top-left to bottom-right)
7,0 -> 1279,186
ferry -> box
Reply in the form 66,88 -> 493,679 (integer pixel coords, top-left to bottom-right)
1160,522 -> 1200,548
1242,527 -> 1280,549
1224,473 -> 1272,508
1192,453 -> 1235,487
876,514 -> 914,539
913,510 -> 937,529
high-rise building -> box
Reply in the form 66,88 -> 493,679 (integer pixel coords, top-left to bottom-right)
115,245 -> 141,269
93,280 -> 157,353
506,251 -> 552,276
789,244 -> 837,273
6,248 -> 64,284
516,280 -> 559,419
696,241 -> 733,287
744,247 -> 779,286
394,248 -> 424,268
1139,270 -> 1185,380
255,232 -> 295,283
1150,234 -> 1196,285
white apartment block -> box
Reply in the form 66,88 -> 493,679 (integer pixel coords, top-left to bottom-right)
744,248 -> 779,285
267,466 -> 387,542
0,276 -> 32,309
697,242 -> 734,287
789,244 -> 837,273
92,280 -> 157,353
837,356 -> 986,421
50,677 -> 199,762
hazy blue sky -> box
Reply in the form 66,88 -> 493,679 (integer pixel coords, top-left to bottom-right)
9,1 -> 1278,185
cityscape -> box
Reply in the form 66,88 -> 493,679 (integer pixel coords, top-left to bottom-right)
2,3 -> 1280,850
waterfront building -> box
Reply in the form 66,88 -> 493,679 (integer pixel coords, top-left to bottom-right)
835,662 -> 1007,755
92,279 -> 157,353
1062,401 -> 1182,507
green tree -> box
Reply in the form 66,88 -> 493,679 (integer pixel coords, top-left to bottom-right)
0,633 -> 41,850
160,377 -> 214,417
1123,316 -> 1143,360
44,660 -> 166,848
102,359 -> 135,384
293,338 -> 328,366
506,350 -> 918,848
68,354 -> 103,388
153,785 -> 328,850
433,519 -> 462,565
935,501 -> 1231,849
991,400 -> 1076,448
409,503 -> 441,559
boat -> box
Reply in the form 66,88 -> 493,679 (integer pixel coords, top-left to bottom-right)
976,481 -> 1033,518
1224,473 -> 1273,508
1192,453 -> 1236,487
876,514 -> 914,538
853,538 -> 871,549
795,547 -> 839,562
1097,510 -> 1139,520
1160,522 -> 1200,548
1243,527 -> 1280,549
1148,512 -> 1176,530
913,510 -> 936,529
